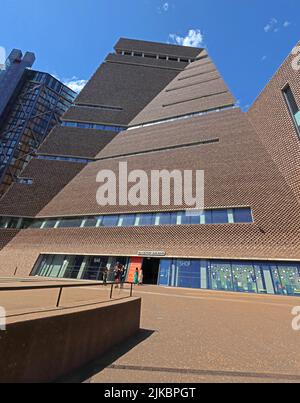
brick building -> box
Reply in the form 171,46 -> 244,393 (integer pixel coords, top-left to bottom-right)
0,38 -> 299,296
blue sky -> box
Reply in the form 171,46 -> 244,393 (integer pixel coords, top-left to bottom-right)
0,0 -> 298,109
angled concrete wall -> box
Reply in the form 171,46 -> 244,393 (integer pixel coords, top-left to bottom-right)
0,297 -> 141,383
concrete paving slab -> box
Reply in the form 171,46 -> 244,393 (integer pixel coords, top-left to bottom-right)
68,285 -> 300,383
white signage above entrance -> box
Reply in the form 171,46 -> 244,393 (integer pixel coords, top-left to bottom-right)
138,251 -> 166,257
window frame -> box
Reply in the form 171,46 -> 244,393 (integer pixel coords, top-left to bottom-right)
282,83 -> 300,139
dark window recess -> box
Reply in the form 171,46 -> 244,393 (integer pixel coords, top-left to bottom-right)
83,216 -> 98,227
30,220 -> 44,229
144,54 -> 157,59
283,85 -> 300,135
58,218 -> 83,228
17,178 -> 33,185
22,219 -> 33,229
43,220 -> 57,229
6,218 -> 20,229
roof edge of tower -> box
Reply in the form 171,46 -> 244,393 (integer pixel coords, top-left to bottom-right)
114,37 -> 203,59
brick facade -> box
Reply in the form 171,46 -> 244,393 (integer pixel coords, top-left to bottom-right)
0,38 -> 299,277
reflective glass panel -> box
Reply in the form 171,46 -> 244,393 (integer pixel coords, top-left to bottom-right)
137,214 -> 155,226
253,264 -> 268,294
176,260 -> 201,289
212,209 -> 229,224
58,217 -> 84,228
30,220 -> 44,229
43,220 -> 58,229
277,264 -> 300,296
159,259 -> 172,286
83,216 -> 98,227
210,261 -> 233,291
101,215 -> 119,227
63,256 -> 84,279
231,262 -> 257,293
270,265 -> 284,295
157,212 -> 177,225
233,208 -> 253,223
121,214 -> 136,227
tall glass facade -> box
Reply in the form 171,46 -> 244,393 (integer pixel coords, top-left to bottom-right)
33,254 -> 300,297
0,70 -> 76,196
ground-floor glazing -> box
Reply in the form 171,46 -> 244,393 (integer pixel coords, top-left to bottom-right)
32,254 -> 300,297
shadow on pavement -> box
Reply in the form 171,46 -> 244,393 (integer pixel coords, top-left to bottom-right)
56,328 -> 155,383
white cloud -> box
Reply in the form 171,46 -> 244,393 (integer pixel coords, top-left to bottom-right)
162,2 -> 169,11
264,18 -> 292,33
157,2 -> 170,14
63,77 -> 87,93
169,29 -> 204,48
261,55 -> 267,61
264,18 -> 279,33
0,46 -> 6,69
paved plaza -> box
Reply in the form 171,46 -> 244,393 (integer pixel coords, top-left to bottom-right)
1,279 -> 300,383
62,285 -> 300,383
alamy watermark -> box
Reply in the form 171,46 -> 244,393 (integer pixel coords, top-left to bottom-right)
0,306 -> 6,331
291,45 -> 300,71
96,162 -> 204,214
292,307 -> 300,331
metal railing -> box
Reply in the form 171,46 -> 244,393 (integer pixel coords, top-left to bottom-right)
0,280 -> 134,309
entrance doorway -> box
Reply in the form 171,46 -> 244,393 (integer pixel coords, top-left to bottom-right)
142,258 -> 160,285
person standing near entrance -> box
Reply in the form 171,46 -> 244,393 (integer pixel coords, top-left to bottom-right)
134,268 -> 139,285
138,269 -> 144,286
103,268 -> 108,286
120,265 -> 126,289
114,263 -> 121,288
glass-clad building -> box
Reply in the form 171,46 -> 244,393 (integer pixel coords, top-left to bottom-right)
0,49 -> 76,196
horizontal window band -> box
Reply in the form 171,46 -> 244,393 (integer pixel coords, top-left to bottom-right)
115,49 -> 203,63
95,138 -> 219,162
162,91 -> 230,108
165,76 -> 221,93
0,207 -> 254,230
128,105 -> 237,130
15,178 -> 33,185
178,69 -> 217,81
74,104 -> 123,111
61,121 -> 126,132
36,155 -> 93,164
106,60 -> 184,72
